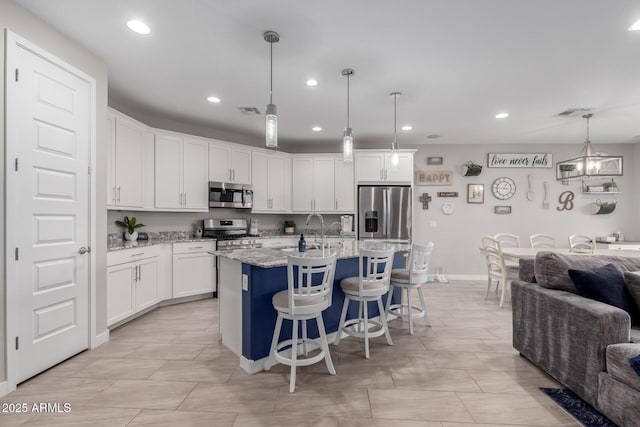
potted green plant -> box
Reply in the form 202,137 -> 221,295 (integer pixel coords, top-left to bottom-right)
559,164 -> 576,178
283,220 -> 296,235
115,216 -> 145,241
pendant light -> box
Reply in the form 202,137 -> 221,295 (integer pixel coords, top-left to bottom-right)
555,113 -> 623,182
390,91 -> 401,166
342,69 -> 355,162
264,31 -> 279,148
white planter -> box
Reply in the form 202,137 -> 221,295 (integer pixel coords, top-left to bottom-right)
124,231 -> 138,241
284,227 -> 295,235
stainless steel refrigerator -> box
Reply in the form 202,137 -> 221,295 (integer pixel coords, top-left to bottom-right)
358,185 -> 411,242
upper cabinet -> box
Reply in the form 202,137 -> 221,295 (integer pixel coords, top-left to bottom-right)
291,155 -> 354,213
355,150 -> 414,183
251,151 -> 290,213
208,141 -> 251,185
155,132 -> 208,211
107,109 -> 153,209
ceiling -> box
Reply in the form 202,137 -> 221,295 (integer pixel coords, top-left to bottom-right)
15,0 -> 640,150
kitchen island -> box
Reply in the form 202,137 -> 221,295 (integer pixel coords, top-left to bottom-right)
214,241 -> 409,373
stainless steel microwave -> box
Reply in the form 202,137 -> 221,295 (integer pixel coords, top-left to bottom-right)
208,182 -> 253,209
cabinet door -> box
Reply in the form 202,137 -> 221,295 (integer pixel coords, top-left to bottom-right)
385,153 -> 414,182
135,258 -> 158,311
313,157 -> 336,212
355,152 -> 384,182
172,253 -> 215,298
115,118 -> 145,207
335,158 -> 355,212
106,263 -> 135,326
269,155 -> 288,211
183,138 -> 209,210
106,113 -> 116,206
251,152 -> 270,210
291,157 -> 314,212
155,133 -> 183,208
208,142 -> 232,183
231,147 -> 252,185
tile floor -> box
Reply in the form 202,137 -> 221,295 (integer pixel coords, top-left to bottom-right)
1,280 -> 580,426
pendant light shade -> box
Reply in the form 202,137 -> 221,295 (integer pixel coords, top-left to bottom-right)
555,113 -> 623,182
264,31 -> 279,148
342,69 -> 355,162
390,92 -> 402,167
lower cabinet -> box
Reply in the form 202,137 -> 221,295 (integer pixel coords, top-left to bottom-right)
172,242 -> 216,298
106,254 -> 159,326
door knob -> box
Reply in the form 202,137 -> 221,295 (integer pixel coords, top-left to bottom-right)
78,247 -> 90,254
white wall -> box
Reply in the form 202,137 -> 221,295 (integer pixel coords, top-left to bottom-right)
410,143 -> 636,277
1,0 -> 109,382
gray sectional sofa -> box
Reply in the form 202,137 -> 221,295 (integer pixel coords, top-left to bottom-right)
512,251 -> 640,427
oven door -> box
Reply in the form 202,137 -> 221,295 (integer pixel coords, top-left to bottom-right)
209,182 -> 252,208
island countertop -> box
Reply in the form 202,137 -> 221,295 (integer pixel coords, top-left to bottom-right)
212,240 -> 410,268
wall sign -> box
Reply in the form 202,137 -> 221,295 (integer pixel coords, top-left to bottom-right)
557,191 -> 575,211
487,153 -> 553,168
494,206 -> 512,214
415,171 -> 454,186
426,156 -> 443,165
437,192 -> 458,197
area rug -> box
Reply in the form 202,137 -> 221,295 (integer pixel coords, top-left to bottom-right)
539,388 -> 617,427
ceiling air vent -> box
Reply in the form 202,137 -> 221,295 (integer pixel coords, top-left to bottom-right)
557,108 -> 591,117
238,107 -> 261,115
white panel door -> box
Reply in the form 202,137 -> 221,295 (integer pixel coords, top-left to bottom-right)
269,155 -> 288,211
114,118 -> 144,207
385,153 -> 414,182
155,133 -> 182,208
135,258 -> 159,311
106,263 -> 135,326
355,152 -> 384,181
292,157 -> 313,212
251,152 -> 270,210
7,34 -> 91,383
182,138 -> 209,210
208,142 -> 231,183
172,253 -> 215,297
313,157 -> 336,212
335,158 -> 355,212
231,147 -> 252,185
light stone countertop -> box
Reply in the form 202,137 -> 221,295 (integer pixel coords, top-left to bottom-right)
212,240 -> 410,268
107,237 -> 217,252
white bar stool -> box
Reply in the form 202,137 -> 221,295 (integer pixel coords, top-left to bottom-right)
385,242 -> 434,335
334,247 -> 395,359
264,253 -> 337,393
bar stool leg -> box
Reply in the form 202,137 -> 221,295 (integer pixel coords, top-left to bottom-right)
407,287 -> 414,335
417,286 -> 431,326
289,319 -> 298,393
357,301 -> 363,333
316,314 -> 335,375
302,320 -> 308,356
334,296 -> 350,345
385,284 -> 394,316
363,302 -> 370,359
377,297 -> 394,346
265,314 -> 283,370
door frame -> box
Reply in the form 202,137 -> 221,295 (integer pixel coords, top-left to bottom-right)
4,30 -> 97,393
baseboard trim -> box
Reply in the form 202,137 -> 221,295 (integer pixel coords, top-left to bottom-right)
0,381 -> 8,397
91,330 -> 110,349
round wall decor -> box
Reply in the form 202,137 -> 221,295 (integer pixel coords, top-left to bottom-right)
491,177 -> 516,200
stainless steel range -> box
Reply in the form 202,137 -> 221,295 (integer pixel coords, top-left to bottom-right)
203,218 -> 262,250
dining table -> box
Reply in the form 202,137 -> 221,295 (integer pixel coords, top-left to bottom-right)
500,247 -> 640,263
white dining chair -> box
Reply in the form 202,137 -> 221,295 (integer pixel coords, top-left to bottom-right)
568,235 -> 595,253
334,247 -> 395,359
529,234 -> 556,248
494,233 -> 520,267
481,236 -> 518,308
385,242 -> 434,335
265,253 -> 337,393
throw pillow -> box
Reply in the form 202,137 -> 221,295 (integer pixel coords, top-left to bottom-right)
623,271 -> 640,313
568,264 -> 636,317
631,354 -> 640,377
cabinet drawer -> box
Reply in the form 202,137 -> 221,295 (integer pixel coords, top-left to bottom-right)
107,245 -> 161,267
173,241 -> 216,254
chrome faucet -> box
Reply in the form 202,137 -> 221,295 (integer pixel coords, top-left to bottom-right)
306,213 -> 325,255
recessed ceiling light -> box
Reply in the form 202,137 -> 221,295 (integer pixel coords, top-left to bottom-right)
495,112 -> 509,119
629,19 -> 640,31
207,96 -> 221,103
401,125 -> 413,131
312,126 -> 322,132
127,20 -> 150,35
306,79 -> 318,87
427,134 -> 441,139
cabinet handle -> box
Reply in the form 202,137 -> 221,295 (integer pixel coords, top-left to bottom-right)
138,265 -> 142,281
335,199 -> 338,210
117,186 -> 121,202
189,246 -> 204,250
229,169 -> 232,181
133,266 -> 137,283
232,169 -> 236,182
311,200 -> 313,210
184,192 -> 187,206
130,253 -> 145,257
384,169 -> 388,180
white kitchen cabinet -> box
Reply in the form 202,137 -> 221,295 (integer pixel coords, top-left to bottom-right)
292,156 -> 335,212
355,150 -> 415,183
107,109 -> 152,209
334,158 -> 355,212
106,248 -> 160,326
209,141 -> 251,185
251,151 -> 290,212
172,242 -> 216,298
155,132 -> 208,211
